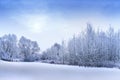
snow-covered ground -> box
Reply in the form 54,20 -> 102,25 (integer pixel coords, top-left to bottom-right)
0,60 -> 120,80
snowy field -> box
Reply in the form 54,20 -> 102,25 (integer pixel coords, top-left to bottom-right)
0,60 -> 120,80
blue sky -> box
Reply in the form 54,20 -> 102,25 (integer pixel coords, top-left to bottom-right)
0,0 -> 120,51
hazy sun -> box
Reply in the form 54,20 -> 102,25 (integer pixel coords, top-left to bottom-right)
27,15 -> 48,33
18,14 -> 49,33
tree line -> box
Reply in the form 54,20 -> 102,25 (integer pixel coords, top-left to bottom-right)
41,24 -> 120,67
0,24 -> 120,67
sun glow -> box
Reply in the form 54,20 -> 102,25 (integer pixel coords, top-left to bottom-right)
27,15 -> 48,33
16,14 -> 49,33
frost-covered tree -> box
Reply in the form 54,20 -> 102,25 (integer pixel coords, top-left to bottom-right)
19,36 -> 40,61
44,43 -> 61,63
82,24 -> 96,66
41,42 -> 68,64
59,41 -> 68,64
68,35 -> 78,65
0,34 -> 19,61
